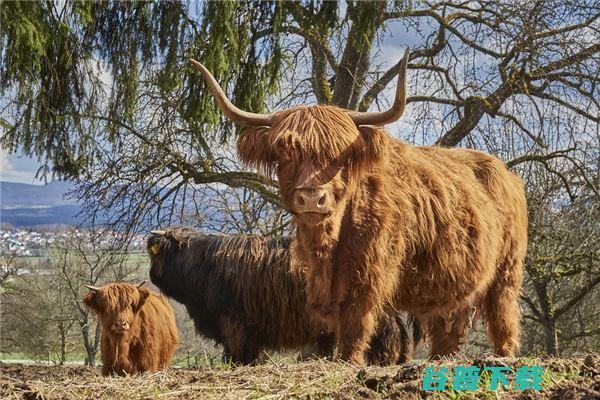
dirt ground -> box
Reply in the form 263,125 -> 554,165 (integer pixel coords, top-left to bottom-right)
1,355 -> 599,399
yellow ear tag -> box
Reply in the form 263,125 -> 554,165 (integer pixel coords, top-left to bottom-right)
150,244 -> 160,255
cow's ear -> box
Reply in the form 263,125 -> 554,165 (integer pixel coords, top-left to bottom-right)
135,288 -> 151,312
237,127 -> 277,173
83,292 -> 100,313
348,126 -> 390,172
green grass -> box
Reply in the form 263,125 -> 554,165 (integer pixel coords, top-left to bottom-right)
0,351 -> 88,364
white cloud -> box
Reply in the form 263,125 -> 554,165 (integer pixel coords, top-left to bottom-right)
0,150 -> 43,184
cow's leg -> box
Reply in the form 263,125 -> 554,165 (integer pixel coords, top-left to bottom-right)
217,315 -> 248,364
394,315 -> 412,364
100,336 -> 114,376
314,332 -> 336,359
221,346 -> 233,364
337,305 -> 377,365
239,329 -> 263,365
113,339 -> 134,375
426,307 -> 471,358
366,313 -> 411,365
305,261 -> 337,322
482,255 -> 523,357
217,315 -> 262,365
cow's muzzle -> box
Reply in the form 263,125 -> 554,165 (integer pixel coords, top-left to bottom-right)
113,320 -> 130,334
293,188 -> 333,215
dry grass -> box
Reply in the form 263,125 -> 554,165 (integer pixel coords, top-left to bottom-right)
1,355 -> 599,399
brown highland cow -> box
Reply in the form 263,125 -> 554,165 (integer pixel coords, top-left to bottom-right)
147,227 -> 415,365
190,49 -> 528,365
83,282 -> 179,376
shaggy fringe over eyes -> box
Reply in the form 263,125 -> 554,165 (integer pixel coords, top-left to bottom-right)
84,283 -> 148,313
237,127 -> 277,177
236,106 -> 390,176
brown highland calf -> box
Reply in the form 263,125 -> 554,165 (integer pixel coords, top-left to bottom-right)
190,49 -> 528,364
147,227 -> 415,365
83,282 -> 179,376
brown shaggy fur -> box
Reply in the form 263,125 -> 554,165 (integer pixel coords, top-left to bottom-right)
83,283 -> 179,376
147,227 -> 414,365
237,105 -> 528,364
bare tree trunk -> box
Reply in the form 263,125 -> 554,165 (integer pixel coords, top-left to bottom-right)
534,281 -> 559,355
92,323 -> 101,366
59,322 -> 67,365
80,312 -> 103,366
332,2 -> 383,108
81,319 -> 94,366
86,350 -> 95,366
542,318 -> 559,355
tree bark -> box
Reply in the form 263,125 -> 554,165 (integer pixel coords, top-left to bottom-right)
534,280 -> 560,356
542,318 -> 559,355
59,322 -> 67,365
332,2 -> 384,108
81,317 -> 98,366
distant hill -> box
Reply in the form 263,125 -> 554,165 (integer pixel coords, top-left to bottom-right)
0,181 -> 81,227
0,204 -> 83,227
1,181 -> 77,208
0,180 -> 226,229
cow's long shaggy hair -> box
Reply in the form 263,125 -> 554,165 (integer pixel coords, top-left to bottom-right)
238,106 -> 387,179
237,105 -> 528,364
83,282 -> 179,376
147,227 -> 414,365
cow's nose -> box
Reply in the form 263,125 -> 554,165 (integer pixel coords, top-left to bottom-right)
294,188 -> 331,213
115,320 -> 128,330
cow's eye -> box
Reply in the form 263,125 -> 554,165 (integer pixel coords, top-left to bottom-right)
279,150 -> 291,162
278,142 -> 295,160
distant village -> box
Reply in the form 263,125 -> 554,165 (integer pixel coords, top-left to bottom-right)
0,226 -> 148,256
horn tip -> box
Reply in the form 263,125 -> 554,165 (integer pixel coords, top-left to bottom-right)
189,58 -> 202,68
150,230 -> 166,235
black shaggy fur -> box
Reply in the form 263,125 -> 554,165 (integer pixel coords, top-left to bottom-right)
147,227 -> 414,365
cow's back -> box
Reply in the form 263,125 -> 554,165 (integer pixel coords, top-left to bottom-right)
414,145 -> 528,256
384,141 -> 527,313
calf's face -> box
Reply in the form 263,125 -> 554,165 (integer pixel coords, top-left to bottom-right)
83,283 -> 150,335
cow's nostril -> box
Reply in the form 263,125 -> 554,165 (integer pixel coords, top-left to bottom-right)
297,195 -> 306,206
317,194 -> 326,207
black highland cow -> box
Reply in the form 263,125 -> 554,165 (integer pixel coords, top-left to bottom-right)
147,227 -> 415,365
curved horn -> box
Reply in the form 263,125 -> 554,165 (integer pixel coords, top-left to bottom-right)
347,49 -> 410,126
189,59 -> 273,127
136,281 -> 147,288
85,285 -> 101,292
150,230 -> 166,235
